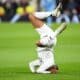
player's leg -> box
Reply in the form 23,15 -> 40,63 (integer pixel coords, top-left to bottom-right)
33,12 -> 52,19
28,14 -> 44,28
29,59 -> 41,73
28,2 -> 62,28
28,2 -> 62,27
28,2 -> 62,29
28,13 -> 55,36
33,2 -> 62,19
54,22 -> 67,37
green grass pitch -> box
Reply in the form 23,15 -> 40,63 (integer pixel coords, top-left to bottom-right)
0,23 -> 80,80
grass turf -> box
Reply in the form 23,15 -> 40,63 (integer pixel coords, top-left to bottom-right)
0,23 -> 80,80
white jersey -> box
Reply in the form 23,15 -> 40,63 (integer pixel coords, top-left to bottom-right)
35,24 -> 57,64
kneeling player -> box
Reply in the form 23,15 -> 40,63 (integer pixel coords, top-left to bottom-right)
27,3 -> 67,74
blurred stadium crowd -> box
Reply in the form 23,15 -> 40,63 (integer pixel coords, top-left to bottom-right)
0,0 -> 80,23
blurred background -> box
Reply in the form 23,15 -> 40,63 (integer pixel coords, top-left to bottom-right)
0,0 -> 80,24
0,1 -> 80,80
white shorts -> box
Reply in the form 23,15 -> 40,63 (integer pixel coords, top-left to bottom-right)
36,24 -> 57,47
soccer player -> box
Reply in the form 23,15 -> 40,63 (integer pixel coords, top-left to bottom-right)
28,3 -> 67,74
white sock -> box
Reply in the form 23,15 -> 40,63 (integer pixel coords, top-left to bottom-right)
33,12 -> 52,19
54,23 -> 67,37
